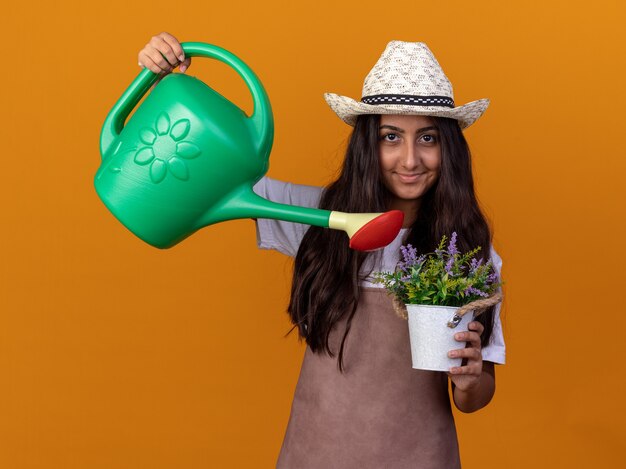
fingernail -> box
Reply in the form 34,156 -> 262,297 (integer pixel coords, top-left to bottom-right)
455,333 -> 463,340
448,351 -> 457,358
178,54 -> 185,62
180,64 -> 187,73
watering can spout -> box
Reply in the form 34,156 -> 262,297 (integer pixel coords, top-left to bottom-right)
329,210 -> 404,251
199,184 -> 404,251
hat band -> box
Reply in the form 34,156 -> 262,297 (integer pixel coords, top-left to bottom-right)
361,94 -> 455,108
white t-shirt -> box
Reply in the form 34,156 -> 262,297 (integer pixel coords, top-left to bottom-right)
253,176 -> 506,364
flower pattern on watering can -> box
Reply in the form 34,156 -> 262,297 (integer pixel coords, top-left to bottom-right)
133,111 -> 201,183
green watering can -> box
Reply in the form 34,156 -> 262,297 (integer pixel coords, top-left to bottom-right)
95,42 -> 403,250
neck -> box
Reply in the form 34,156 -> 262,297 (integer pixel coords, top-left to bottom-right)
389,198 -> 421,228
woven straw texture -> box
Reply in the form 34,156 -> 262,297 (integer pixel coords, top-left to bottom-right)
324,41 -> 489,128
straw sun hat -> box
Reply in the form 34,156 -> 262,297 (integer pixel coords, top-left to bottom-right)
324,41 -> 489,129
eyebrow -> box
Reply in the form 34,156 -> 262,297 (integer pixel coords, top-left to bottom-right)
379,125 -> 438,133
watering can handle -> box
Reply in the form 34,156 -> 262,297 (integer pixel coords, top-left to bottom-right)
100,42 -> 273,159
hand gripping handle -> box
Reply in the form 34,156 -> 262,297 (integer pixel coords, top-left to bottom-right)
100,42 -> 273,159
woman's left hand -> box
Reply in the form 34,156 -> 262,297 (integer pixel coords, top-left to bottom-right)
447,321 -> 484,391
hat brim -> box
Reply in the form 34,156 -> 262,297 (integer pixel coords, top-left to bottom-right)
324,93 -> 489,129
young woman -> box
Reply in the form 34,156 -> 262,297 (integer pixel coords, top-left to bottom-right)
138,32 -> 505,468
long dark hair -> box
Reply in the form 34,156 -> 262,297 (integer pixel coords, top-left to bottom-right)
288,115 -> 495,371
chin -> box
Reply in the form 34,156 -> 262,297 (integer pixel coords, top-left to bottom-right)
394,187 -> 427,200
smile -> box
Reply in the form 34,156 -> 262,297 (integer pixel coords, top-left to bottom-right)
396,173 -> 425,183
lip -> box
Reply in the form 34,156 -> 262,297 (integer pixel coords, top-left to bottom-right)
396,172 -> 425,183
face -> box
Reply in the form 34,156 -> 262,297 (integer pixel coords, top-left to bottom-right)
378,114 -> 441,209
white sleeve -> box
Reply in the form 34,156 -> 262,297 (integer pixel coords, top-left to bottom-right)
481,245 -> 506,365
252,176 -> 324,257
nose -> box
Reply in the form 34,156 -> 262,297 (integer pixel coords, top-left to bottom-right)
401,141 -> 419,170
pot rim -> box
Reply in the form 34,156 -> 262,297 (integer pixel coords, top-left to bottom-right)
405,303 -> 463,311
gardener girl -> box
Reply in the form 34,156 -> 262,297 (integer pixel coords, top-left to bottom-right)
138,32 -> 505,468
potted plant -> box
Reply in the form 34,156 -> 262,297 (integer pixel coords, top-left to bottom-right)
373,232 -> 503,371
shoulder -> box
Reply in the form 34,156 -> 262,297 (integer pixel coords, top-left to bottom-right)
253,176 -> 324,207
252,176 -> 325,257
489,245 -> 503,271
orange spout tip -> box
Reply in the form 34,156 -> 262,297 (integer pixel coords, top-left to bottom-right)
349,210 -> 404,252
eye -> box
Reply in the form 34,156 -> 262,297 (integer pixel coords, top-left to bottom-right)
419,133 -> 438,144
381,133 -> 399,142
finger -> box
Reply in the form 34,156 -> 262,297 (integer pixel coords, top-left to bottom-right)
148,35 -> 180,68
139,52 -> 168,74
145,48 -> 174,73
468,321 -> 484,336
449,362 -> 482,375
139,52 -> 169,75
448,347 -> 482,361
454,330 -> 482,349
179,56 -> 192,73
158,31 -> 186,63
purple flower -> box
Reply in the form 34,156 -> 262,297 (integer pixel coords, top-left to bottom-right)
398,244 -> 422,271
487,272 -> 499,284
470,257 -> 483,273
400,244 -> 417,264
445,257 -> 454,275
447,232 -> 459,256
464,286 -> 489,298
397,245 -> 428,272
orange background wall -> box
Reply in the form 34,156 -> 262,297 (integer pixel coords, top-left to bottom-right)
1,0 -> 625,467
